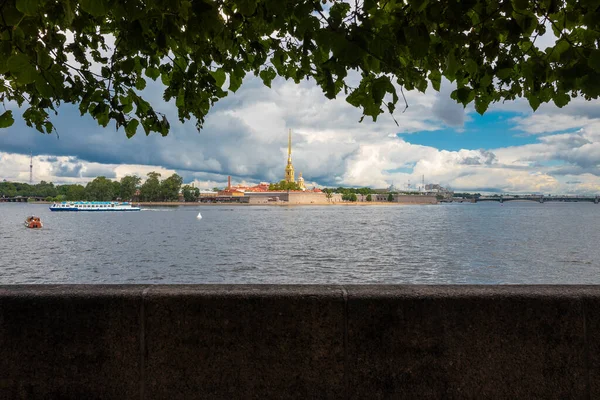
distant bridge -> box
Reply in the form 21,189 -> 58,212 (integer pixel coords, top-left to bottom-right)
0,196 -> 46,203
476,195 -> 600,204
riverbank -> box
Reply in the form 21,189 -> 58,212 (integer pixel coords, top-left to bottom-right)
138,201 -> 432,206
15,200 -> 437,206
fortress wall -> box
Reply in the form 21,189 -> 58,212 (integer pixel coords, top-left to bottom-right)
0,285 -> 598,399
283,192 -> 342,204
395,194 -> 438,204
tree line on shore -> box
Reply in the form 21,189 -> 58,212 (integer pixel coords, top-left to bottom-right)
0,172 -> 202,202
1,177 -> 457,203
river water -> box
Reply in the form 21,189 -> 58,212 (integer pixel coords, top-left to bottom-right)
1,202 -> 599,284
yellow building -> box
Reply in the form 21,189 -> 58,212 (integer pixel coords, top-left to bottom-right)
298,172 -> 306,190
284,129 -> 295,183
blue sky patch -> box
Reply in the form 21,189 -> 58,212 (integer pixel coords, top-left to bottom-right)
400,111 -> 540,150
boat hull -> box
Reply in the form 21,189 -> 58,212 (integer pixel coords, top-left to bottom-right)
49,201 -> 141,212
49,208 -> 140,211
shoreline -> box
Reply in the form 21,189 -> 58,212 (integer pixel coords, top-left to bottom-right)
14,201 -> 436,207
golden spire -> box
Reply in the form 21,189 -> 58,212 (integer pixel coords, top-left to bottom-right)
284,129 -> 295,183
288,129 -> 292,160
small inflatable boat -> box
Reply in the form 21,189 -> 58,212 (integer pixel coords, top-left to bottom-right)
25,216 -> 43,229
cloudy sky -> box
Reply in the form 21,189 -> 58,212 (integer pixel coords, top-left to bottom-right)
1,27 -> 600,194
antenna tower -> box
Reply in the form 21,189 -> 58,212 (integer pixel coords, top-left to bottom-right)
29,152 -> 33,184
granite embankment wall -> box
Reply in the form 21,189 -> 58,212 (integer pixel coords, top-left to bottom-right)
1,285 -> 598,399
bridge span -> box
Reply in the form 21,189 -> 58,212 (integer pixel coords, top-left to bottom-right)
476,195 -> 600,204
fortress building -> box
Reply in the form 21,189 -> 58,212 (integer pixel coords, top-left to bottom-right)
284,129 -> 295,184
284,129 -> 307,191
297,172 -> 306,191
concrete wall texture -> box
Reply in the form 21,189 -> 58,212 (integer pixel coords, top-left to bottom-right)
1,285 -> 599,399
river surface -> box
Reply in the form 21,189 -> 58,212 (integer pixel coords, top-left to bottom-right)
1,202 -> 599,284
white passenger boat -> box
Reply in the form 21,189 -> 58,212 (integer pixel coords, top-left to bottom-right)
49,201 -> 141,212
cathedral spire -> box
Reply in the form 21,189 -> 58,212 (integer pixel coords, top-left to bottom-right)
284,129 -> 295,183
288,129 -> 292,159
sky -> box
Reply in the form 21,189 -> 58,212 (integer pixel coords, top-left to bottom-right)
1,25 -> 600,194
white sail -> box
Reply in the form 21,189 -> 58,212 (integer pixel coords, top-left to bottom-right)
196,212 -> 202,220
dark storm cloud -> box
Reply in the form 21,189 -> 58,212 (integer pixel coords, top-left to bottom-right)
431,81 -> 465,127
81,166 -> 117,178
52,161 -> 84,178
459,150 -> 497,165
549,165 -> 600,176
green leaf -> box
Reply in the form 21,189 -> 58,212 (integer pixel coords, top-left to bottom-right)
0,110 -> 14,128
7,54 -> 37,85
474,96 -> 490,115
36,51 -> 53,70
372,77 -> 389,103
210,69 -> 226,87
553,92 -> 570,107
588,50 -> 600,72
408,0 -> 430,12
62,0 -> 75,24
135,77 -> 146,90
429,69 -> 442,92
429,70 -> 441,91
237,0 -> 257,16
145,67 -> 160,80
161,72 -> 171,86
497,68 -> 512,80
259,68 -> 277,88
528,94 -> 541,111
125,119 -> 139,138
512,0 -> 529,10
229,72 -> 243,93
454,87 -> 475,106
547,40 -> 569,62
35,76 -> 54,98
444,52 -> 458,82
16,0 -> 37,16
80,0 -> 110,17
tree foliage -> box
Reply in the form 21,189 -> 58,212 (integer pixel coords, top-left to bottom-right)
342,192 -> 358,201
160,173 -> 183,201
2,0 -> 599,136
139,171 -> 162,201
269,180 -> 302,191
182,184 -> 200,202
85,176 -> 114,200
119,175 -> 141,200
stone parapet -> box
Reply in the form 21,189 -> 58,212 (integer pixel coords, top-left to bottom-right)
0,285 -> 598,399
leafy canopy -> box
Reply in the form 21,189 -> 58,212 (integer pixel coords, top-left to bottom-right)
1,0 -> 600,136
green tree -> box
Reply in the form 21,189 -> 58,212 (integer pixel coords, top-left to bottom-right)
120,175 -> 141,201
182,185 -> 200,202
35,181 -> 57,198
366,194 -> 372,202
140,172 -> 161,202
2,1 -> 597,136
387,193 -> 394,202
212,187 -> 220,192
66,184 -> 86,201
341,193 -> 357,201
85,176 -> 114,201
161,173 -> 183,201
111,181 -> 121,200
0,182 -> 17,197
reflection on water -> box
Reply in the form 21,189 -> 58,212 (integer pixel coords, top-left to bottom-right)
0,202 -> 599,284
